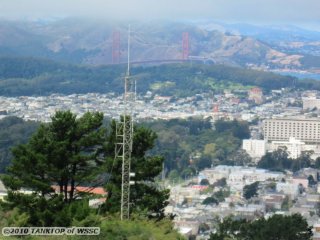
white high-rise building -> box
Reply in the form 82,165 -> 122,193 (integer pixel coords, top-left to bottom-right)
242,139 -> 266,161
270,137 -> 305,159
263,118 -> 320,144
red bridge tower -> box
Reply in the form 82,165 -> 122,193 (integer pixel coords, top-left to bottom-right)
182,32 -> 189,60
112,31 -> 120,64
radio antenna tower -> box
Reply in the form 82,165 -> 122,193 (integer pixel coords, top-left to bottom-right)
115,25 -> 135,221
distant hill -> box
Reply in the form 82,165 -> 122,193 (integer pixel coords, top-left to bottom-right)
1,56 -> 320,97
0,19 -> 319,69
196,20 -> 320,60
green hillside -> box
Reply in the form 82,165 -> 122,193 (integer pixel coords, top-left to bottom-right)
1,56 -> 317,97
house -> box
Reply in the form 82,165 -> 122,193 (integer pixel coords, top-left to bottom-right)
234,204 -> 265,220
262,193 -> 286,210
291,177 -> 309,189
51,185 -> 107,208
276,182 -> 299,198
199,166 -> 284,191
51,185 -> 107,196
306,194 -> 320,205
314,223 -> 320,240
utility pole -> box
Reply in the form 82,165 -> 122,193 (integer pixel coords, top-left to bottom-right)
115,25 -> 135,221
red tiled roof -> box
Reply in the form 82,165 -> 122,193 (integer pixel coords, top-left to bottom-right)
51,185 -> 107,195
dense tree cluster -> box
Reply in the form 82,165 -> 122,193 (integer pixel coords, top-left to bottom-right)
210,214 -> 313,240
214,119 -> 250,139
1,111 -> 170,228
258,148 -> 313,172
145,118 -> 250,175
0,57 -> 125,96
0,116 -> 39,173
0,116 -> 251,180
243,181 -> 259,200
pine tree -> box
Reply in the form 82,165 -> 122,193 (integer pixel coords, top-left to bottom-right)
3,110 -> 106,203
1,111 -> 170,225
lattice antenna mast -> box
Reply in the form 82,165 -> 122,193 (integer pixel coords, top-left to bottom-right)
116,24 -> 135,221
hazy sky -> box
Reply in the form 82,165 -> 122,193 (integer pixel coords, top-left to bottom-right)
0,0 -> 319,27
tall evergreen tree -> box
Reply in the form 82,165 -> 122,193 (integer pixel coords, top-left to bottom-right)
3,111 -> 106,202
1,111 -> 170,225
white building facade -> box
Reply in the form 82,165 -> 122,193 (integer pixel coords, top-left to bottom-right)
200,166 -> 284,191
269,137 -> 305,159
263,118 -> 320,144
302,96 -> 320,110
242,139 -> 266,161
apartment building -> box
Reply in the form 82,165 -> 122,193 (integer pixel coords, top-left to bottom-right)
269,137 -> 305,159
303,97 -> 320,110
263,118 -> 320,143
242,139 -> 266,161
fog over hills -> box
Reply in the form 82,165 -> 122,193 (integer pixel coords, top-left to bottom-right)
0,19 -> 319,70
195,20 -> 320,57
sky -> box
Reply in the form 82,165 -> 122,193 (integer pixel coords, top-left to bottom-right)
0,0 -> 319,28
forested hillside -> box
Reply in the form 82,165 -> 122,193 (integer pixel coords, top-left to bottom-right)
145,118 -> 250,178
1,57 -> 319,97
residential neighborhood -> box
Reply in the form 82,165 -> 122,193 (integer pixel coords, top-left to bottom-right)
167,165 -> 320,239
2,86 -> 320,239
